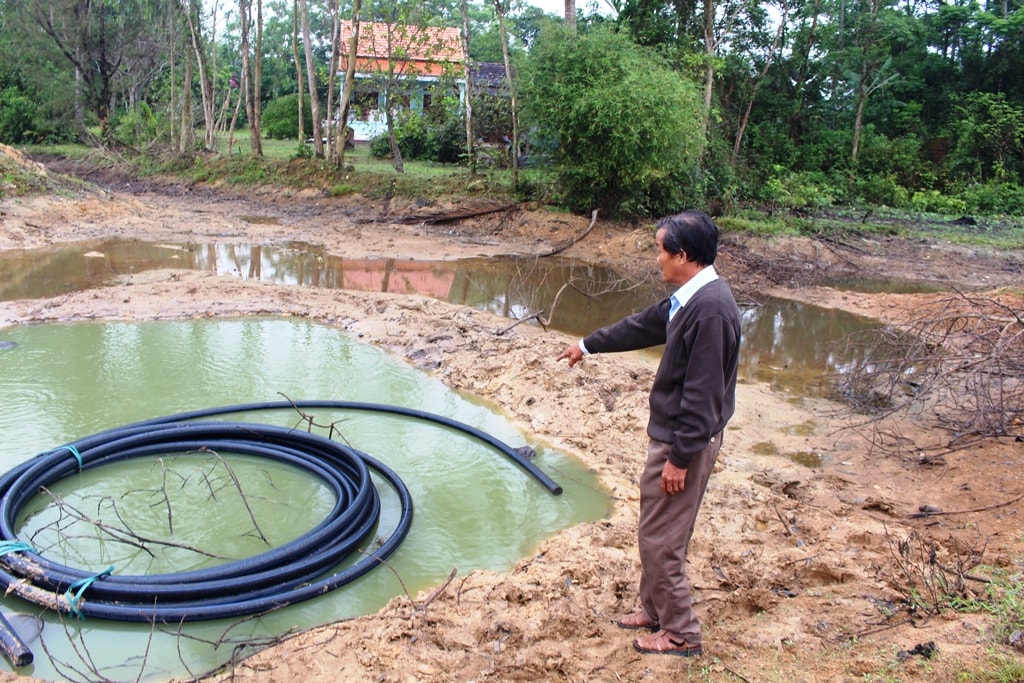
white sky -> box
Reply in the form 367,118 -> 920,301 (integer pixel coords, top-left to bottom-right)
522,0 -> 563,16
519,0 -> 615,18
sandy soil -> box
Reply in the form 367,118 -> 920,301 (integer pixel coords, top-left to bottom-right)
2,152 -> 1024,682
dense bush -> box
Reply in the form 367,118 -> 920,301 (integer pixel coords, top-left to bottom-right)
759,167 -> 837,211
262,94 -> 314,140
956,181 -> 1024,216
0,86 -> 36,144
369,109 -> 466,164
851,173 -> 910,208
522,25 -> 705,219
910,189 -> 967,215
111,102 -> 168,147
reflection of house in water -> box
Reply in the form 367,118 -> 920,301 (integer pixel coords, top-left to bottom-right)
340,259 -> 455,298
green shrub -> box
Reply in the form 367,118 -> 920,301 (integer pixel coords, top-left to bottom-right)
368,111 -> 466,164
522,24 -> 705,219
760,167 -> 836,210
956,181 -> 1024,216
111,102 -> 168,147
0,86 -> 36,144
393,114 -> 436,160
330,183 -> 357,196
910,189 -> 967,215
853,173 -> 910,208
369,132 -> 391,158
262,94 -> 314,140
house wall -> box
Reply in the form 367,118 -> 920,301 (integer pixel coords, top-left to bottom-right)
346,75 -> 466,142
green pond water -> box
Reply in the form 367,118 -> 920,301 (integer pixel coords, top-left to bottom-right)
0,318 -> 610,682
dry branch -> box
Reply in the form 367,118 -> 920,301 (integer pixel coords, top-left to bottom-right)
831,289 -> 1024,454
908,490 -> 1024,518
538,208 -> 599,257
393,199 -> 520,225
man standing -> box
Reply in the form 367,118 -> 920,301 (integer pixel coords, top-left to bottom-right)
556,210 -> 741,657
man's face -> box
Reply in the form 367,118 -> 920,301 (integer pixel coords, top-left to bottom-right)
656,228 -> 688,286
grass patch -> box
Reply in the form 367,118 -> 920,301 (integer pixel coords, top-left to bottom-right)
717,214 -> 795,236
0,144 -> 88,197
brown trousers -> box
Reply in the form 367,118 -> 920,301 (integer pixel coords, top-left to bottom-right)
637,434 -> 721,641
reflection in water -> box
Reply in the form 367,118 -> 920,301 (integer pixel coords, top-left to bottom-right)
0,239 -> 893,395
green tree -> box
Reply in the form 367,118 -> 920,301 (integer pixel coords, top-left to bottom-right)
948,91 -> 1024,181
523,25 -> 705,218
10,0 -> 169,143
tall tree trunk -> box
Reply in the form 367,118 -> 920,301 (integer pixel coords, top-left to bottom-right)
299,0 -> 324,158
227,77 -> 245,153
460,0 -> 476,175
240,0 -> 254,153
325,0 -> 341,160
851,68 -> 868,164
494,0 -> 518,187
564,0 -> 576,31
248,0 -> 264,156
702,0 -> 715,135
292,0 -> 305,142
187,0 -> 217,150
214,84 -> 232,135
180,46 -> 196,152
731,0 -> 787,166
169,2 -> 179,151
385,81 -> 404,173
336,0 -> 361,169
789,0 -> 821,142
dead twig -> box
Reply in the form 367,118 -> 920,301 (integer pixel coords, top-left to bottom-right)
276,392 -> 353,445
198,449 -> 269,546
773,505 -> 794,537
831,288 -> 1024,455
35,487 -> 226,560
419,567 -> 459,613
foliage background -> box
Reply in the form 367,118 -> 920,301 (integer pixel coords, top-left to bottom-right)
0,0 -> 1023,218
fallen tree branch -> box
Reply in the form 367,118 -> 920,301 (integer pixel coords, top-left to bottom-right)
394,200 -> 520,225
538,208 -> 599,257
908,490 -> 1024,518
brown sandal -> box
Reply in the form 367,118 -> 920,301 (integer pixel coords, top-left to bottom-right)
615,611 -> 659,631
633,630 -> 703,657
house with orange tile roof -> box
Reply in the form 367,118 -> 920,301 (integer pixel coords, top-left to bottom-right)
339,21 -> 466,141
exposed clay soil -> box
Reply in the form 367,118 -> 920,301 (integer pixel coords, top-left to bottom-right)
2,149 -> 1024,683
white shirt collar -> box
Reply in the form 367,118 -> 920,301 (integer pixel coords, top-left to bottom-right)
669,265 -> 718,319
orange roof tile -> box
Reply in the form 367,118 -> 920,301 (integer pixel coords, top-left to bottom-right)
340,20 -> 463,68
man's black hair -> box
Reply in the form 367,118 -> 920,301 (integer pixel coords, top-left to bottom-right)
656,210 -> 719,266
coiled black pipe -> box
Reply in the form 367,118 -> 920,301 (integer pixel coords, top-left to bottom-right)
0,401 -> 560,630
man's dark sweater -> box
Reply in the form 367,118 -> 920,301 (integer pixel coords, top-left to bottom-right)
582,278 -> 741,469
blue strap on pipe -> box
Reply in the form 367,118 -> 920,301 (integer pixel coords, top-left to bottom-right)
65,566 -> 114,618
52,445 -> 83,470
0,541 -> 35,556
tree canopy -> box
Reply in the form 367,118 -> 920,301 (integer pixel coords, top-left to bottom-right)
1,0 -> 1022,216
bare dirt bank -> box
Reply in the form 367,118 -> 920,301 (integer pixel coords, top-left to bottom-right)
2,160 -> 1024,682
